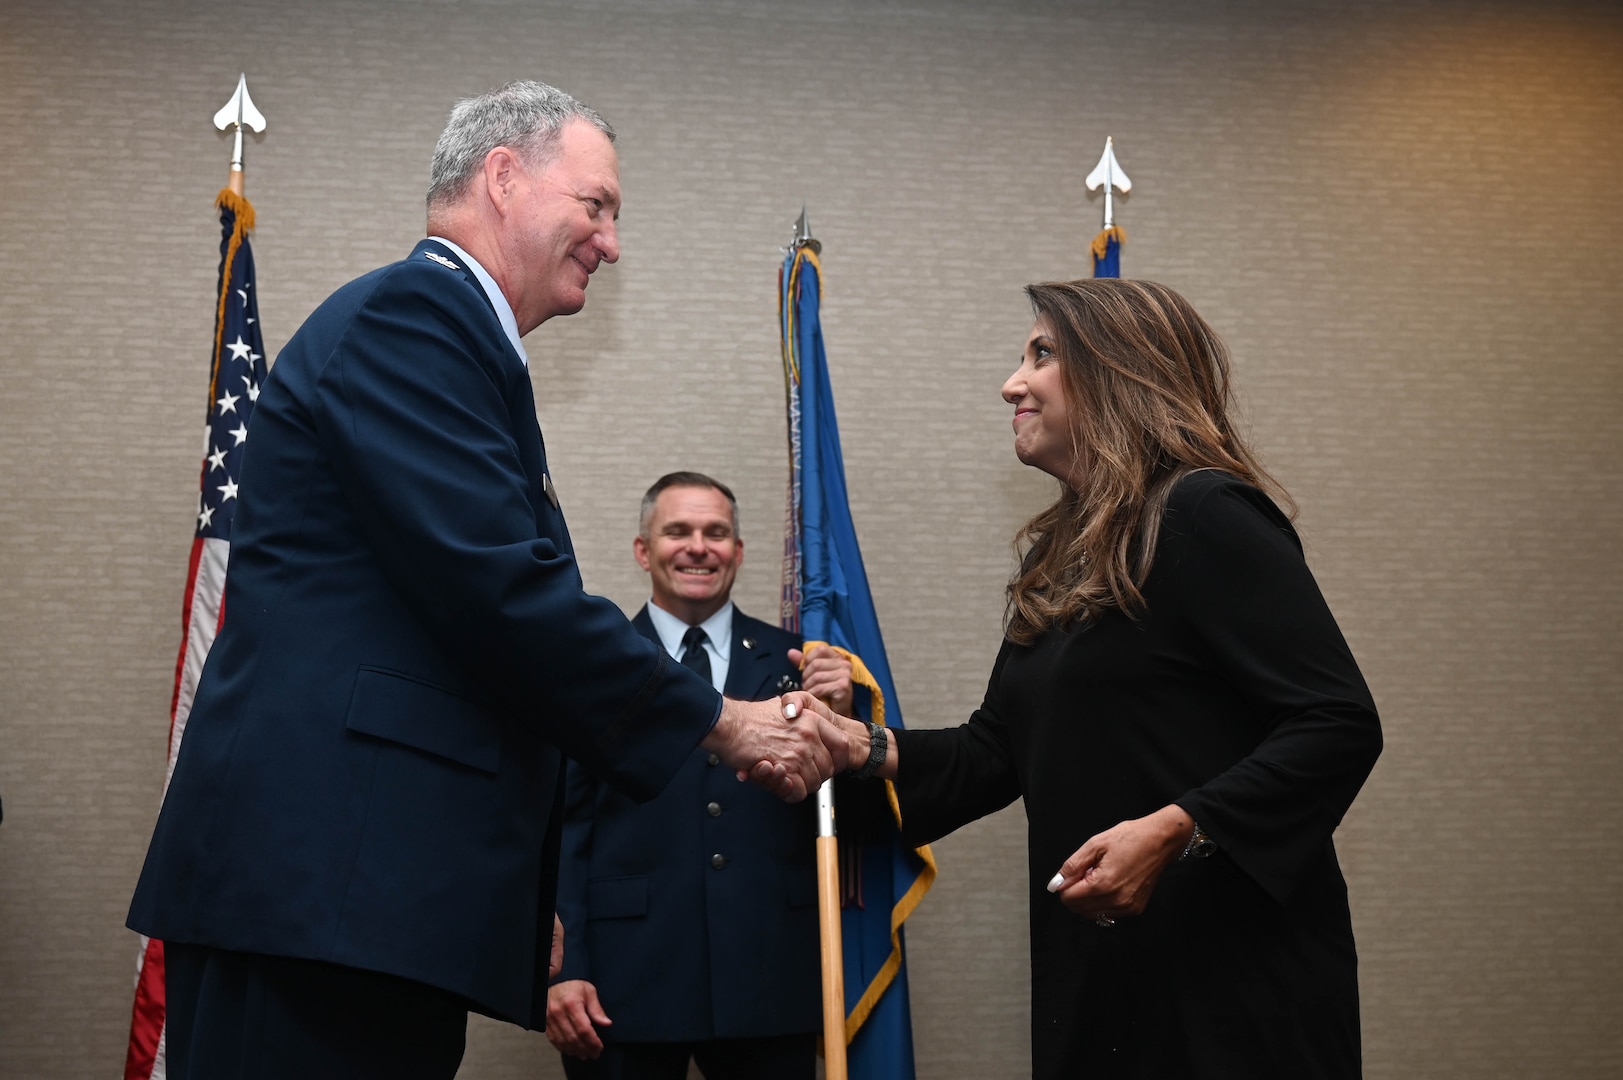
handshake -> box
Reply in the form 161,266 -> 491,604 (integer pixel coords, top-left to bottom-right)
699,689 -> 890,801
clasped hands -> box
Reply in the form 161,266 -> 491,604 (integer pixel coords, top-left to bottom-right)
700,646 -> 870,802
711,695 -> 865,801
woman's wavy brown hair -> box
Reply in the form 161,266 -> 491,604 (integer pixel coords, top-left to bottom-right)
1005,279 -> 1293,644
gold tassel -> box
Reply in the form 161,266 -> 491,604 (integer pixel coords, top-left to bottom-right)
208,189 -> 256,408
1090,224 -> 1127,262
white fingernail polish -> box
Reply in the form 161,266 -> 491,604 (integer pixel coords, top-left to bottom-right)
1046,872 -> 1065,893
784,702 -> 799,718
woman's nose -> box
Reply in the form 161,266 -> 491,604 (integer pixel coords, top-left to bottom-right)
1002,369 -> 1024,404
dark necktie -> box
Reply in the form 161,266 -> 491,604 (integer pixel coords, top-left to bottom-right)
680,626 -> 712,687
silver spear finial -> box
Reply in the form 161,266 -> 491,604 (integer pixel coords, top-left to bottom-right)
1085,136 -> 1132,230
213,74 -> 267,195
792,205 -> 821,255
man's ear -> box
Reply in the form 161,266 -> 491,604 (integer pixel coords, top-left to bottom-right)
632,534 -> 652,572
731,536 -> 745,571
482,146 -> 522,211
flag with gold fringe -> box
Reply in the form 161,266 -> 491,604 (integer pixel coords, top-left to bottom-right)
1086,136 -> 1130,278
1092,224 -> 1125,278
780,235 -> 936,1079
123,188 -> 268,1080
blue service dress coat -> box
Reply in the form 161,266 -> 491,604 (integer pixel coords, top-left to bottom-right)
127,239 -> 720,1030
551,607 -> 823,1042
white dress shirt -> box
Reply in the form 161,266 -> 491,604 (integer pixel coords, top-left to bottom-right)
645,601 -> 733,694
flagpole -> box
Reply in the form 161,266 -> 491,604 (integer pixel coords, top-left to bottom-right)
125,75 -> 272,1080
816,776 -> 849,1080
1085,136 -> 1131,277
788,208 -> 851,1080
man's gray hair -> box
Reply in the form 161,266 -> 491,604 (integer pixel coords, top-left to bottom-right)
426,80 -> 615,212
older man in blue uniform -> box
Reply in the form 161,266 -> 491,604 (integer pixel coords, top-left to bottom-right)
547,473 -> 855,1080
127,83 -> 832,1080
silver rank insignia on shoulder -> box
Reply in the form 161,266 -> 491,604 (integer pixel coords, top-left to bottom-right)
424,251 -> 459,270
542,472 -> 560,509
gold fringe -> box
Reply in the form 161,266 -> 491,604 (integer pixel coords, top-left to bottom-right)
1090,225 -> 1127,262
800,640 -> 940,1046
208,189 -> 256,408
782,246 -> 821,386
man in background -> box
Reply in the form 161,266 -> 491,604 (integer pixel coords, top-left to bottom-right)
547,472 -> 854,1080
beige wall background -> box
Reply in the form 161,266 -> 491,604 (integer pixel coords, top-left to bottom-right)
2,0 -> 1619,1076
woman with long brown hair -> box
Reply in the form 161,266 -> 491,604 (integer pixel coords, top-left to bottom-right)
797,278 -> 1381,1077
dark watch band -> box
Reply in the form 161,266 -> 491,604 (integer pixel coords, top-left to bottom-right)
849,720 -> 887,780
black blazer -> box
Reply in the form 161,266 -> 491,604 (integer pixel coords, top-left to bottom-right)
128,240 -> 719,1028
552,606 -> 823,1041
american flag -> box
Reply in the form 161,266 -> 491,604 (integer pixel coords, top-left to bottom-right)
123,189 -> 268,1080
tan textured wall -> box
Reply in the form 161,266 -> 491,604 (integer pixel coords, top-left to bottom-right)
1,0 -> 1620,1076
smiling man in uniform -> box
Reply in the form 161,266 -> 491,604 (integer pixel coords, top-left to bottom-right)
547,472 -> 854,1080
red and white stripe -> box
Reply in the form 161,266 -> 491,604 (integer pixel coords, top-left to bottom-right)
124,528 -> 229,1080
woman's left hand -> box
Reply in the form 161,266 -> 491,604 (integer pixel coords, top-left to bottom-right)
1047,804 -> 1194,923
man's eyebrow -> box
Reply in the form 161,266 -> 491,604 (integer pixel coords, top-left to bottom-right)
596,183 -> 622,213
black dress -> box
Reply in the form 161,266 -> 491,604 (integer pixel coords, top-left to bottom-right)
893,471 -> 1381,1079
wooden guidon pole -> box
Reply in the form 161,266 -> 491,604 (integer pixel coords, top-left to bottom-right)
816,778 -> 848,1080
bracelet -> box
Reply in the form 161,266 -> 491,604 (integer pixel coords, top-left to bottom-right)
1180,820 -> 1217,861
848,720 -> 887,780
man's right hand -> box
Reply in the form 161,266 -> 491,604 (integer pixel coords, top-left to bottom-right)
776,690 -> 896,781
702,696 -> 835,801
546,979 -> 612,1059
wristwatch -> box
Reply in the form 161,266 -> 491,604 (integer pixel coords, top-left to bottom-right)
1180,821 -> 1216,861
848,720 -> 887,780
